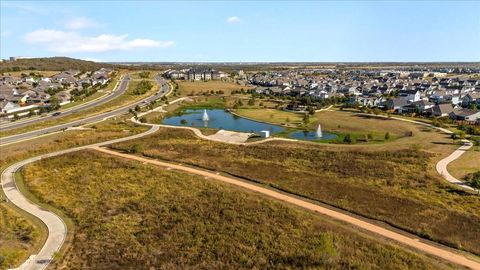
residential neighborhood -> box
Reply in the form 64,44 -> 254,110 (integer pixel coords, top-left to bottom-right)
244,67 -> 480,123
0,68 -> 114,118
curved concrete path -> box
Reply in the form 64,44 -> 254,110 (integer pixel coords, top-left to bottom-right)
356,113 -> 475,191
92,146 -> 480,270
436,139 -> 474,190
1,125 -> 159,270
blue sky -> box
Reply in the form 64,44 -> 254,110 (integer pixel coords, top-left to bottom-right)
1,1 -> 479,62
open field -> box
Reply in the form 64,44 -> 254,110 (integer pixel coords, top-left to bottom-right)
20,150 -> 458,269
0,204 -> 41,269
130,71 -> 158,80
0,76 -> 157,138
177,80 -> 252,96
448,149 -> 480,180
110,128 -> 480,255
0,118 -> 148,268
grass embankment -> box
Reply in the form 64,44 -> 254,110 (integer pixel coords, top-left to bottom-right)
448,149 -> 480,180
0,118 -> 148,267
21,150 -> 457,269
0,204 -> 41,269
236,108 -> 422,143
110,128 -> 480,256
0,75 -> 159,138
177,80 -> 252,97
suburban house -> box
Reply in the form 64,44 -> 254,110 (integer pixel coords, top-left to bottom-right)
449,108 -> 480,122
461,92 -> 480,107
399,89 -> 421,102
385,97 -> 408,111
430,103 -> 454,117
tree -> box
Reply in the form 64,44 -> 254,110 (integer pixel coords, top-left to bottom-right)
49,96 -> 60,111
471,175 -> 480,195
134,105 -> 141,112
307,106 -> 315,115
384,132 -> 390,140
248,98 -> 255,106
302,113 -> 310,125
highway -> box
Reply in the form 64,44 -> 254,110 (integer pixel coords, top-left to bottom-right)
0,76 -> 169,146
0,75 -> 130,131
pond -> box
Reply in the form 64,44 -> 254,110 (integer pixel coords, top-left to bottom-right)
162,109 -> 337,141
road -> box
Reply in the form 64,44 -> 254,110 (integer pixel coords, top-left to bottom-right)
93,146 -> 480,270
0,75 -> 130,131
1,125 -> 160,270
0,76 -> 169,146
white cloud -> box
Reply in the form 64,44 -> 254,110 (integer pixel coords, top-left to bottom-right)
227,16 -> 241,24
65,17 -> 99,29
24,29 -> 174,53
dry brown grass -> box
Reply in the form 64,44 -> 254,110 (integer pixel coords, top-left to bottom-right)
0,204 -> 41,269
448,149 -> 480,180
110,128 -> 480,255
178,80 -> 252,96
21,150 -> 457,270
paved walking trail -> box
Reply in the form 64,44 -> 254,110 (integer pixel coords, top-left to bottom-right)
356,113 -> 475,190
1,126 -> 159,270
92,146 -> 480,270
436,139 -> 474,190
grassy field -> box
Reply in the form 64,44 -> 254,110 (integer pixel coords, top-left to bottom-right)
235,108 -> 428,143
177,80 -> 252,96
20,150 -> 458,269
447,149 -> 480,180
0,75 -> 158,138
0,118 -> 148,268
130,71 -> 158,80
110,128 -> 480,256
0,204 -> 41,269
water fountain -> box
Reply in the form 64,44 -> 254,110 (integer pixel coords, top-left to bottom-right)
316,124 -> 323,138
202,109 -> 209,121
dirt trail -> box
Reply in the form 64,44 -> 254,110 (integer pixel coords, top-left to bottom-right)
92,146 -> 480,270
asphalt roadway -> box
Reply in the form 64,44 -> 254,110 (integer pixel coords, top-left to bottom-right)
0,75 -> 131,131
0,76 -> 169,146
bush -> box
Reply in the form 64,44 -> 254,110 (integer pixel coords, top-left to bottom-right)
343,134 -> 355,144
132,80 -> 153,95
130,144 -> 144,153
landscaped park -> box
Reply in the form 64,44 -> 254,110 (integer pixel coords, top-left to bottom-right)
2,79 -> 479,269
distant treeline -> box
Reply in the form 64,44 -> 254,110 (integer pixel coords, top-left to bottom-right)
0,57 -> 160,73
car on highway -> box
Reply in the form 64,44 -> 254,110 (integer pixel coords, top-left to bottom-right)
52,112 -> 61,116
